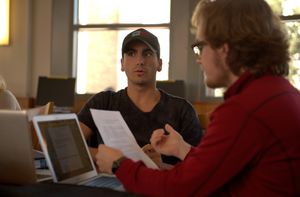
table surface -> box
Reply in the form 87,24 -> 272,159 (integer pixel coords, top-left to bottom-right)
0,182 -> 139,197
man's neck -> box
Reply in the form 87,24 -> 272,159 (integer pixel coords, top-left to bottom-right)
126,85 -> 161,113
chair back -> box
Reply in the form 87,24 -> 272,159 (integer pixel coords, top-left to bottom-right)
27,102 -> 54,150
193,101 -> 222,131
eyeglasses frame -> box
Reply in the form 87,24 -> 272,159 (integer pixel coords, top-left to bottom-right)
191,41 -> 208,56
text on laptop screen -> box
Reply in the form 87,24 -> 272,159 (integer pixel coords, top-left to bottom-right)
37,119 -> 93,181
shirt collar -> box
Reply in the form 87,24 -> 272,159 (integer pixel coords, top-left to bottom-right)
224,71 -> 256,100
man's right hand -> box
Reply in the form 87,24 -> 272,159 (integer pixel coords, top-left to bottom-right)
150,124 -> 191,161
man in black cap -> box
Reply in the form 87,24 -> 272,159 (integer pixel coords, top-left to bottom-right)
78,28 -> 202,167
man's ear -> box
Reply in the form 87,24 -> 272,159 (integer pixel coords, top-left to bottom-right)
120,59 -> 125,71
218,43 -> 229,59
217,43 -> 234,74
157,58 -> 163,72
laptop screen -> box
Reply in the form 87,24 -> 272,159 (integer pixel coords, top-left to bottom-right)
36,118 -> 94,181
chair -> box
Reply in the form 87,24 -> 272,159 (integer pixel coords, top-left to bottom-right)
16,97 -> 34,109
27,102 -> 54,150
193,101 -> 222,131
156,80 -> 185,98
198,113 -> 211,131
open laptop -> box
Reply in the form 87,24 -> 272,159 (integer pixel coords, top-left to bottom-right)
32,113 -> 124,191
0,110 -> 52,185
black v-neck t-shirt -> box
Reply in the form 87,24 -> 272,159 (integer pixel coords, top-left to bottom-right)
78,88 -> 202,164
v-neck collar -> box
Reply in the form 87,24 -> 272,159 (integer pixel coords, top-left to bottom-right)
124,88 -> 163,114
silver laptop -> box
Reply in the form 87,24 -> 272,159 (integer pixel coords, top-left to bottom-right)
0,110 -> 51,185
32,113 -> 124,191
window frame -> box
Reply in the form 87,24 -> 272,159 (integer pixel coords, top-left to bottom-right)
204,14 -> 300,99
72,0 -> 170,94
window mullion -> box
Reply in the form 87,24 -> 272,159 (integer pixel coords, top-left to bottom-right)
280,14 -> 300,22
73,23 -> 170,31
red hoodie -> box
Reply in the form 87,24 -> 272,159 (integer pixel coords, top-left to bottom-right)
116,72 -> 300,197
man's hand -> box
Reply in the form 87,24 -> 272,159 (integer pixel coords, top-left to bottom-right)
95,144 -> 124,174
142,144 -> 162,167
150,124 -> 191,161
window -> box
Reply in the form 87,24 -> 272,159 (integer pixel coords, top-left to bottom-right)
267,0 -> 300,90
207,0 -> 300,97
73,0 -> 170,94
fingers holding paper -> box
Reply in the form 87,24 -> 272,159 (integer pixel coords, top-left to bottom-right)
142,144 -> 162,167
150,124 -> 192,161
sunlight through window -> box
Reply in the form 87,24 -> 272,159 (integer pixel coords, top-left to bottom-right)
74,0 -> 170,94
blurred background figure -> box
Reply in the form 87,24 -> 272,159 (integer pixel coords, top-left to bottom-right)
0,75 -> 21,110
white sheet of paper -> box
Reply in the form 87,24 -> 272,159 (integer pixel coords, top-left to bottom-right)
90,109 -> 158,169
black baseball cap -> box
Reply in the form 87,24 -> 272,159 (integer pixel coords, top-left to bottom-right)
122,28 -> 160,57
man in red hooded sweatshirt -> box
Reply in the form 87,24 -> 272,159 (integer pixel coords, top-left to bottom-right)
95,0 -> 300,196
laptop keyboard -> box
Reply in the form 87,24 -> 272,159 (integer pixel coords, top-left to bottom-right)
84,176 -> 124,191
36,169 -> 53,182
36,173 -> 51,179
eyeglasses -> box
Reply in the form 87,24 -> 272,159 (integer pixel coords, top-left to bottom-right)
191,41 -> 207,56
